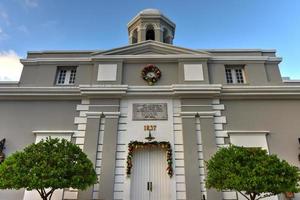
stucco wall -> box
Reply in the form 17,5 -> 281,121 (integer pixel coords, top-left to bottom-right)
223,100 -> 300,167
208,62 -> 282,85
0,100 -> 78,155
0,100 -> 79,200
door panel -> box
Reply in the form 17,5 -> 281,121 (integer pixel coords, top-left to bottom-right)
130,149 -> 150,200
130,148 -> 171,200
149,148 -> 170,200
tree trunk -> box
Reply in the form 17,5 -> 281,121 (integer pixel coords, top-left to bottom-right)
41,195 -> 48,200
250,193 -> 256,200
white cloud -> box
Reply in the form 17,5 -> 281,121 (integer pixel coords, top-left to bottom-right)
0,27 -> 9,40
0,50 -> 23,81
17,25 -> 29,34
24,0 -> 39,8
0,9 -> 10,25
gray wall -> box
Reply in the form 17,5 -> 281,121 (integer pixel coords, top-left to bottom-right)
20,58 -> 283,87
208,62 -> 283,85
0,100 -> 78,155
0,100 -> 79,200
223,100 -> 300,167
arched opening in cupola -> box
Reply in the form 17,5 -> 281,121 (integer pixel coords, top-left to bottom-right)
146,25 -> 155,41
132,29 -> 138,44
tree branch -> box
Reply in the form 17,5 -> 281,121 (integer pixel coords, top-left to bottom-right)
36,189 -> 43,197
256,193 -> 274,200
237,191 -> 251,200
46,188 -> 55,199
41,188 -> 47,199
49,189 -> 55,200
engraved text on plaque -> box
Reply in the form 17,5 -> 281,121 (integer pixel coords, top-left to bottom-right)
133,103 -> 168,120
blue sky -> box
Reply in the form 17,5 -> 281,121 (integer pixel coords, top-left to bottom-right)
0,0 -> 300,80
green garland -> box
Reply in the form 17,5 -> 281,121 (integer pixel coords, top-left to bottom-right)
126,141 -> 173,178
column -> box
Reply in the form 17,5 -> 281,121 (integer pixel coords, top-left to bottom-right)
138,28 -> 145,42
154,27 -> 163,42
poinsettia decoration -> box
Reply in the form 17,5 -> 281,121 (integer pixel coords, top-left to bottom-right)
141,64 -> 161,85
126,141 -> 173,178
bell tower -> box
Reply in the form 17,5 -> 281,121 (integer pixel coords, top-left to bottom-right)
127,9 -> 176,45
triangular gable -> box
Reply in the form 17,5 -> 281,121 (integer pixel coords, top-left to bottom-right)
92,40 -> 211,56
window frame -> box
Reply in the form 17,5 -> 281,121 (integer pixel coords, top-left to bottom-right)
225,65 -> 246,84
55,66 -> 77,85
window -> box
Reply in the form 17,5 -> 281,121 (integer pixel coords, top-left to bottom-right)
225,66 -> 245,84
56,67 -> 77,85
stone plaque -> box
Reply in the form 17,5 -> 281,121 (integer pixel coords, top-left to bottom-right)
133,103 -> 168,120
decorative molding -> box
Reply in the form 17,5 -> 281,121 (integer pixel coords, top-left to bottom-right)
86,111 -> 121,118
183,64 -> 204,81
97,64 -> 118,81
226,130 -> 270,135
180,111 -> 216,118
127,13 -> 176,29
33,130 -> 75,135
94,40 -> 209,56
210,56 -> 281,62
0,81 -> 19,85
3,85 -> 300,99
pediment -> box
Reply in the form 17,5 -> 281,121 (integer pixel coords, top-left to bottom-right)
92,41 -> 211,56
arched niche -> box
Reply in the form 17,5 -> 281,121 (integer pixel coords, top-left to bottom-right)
146,25 -> 155,41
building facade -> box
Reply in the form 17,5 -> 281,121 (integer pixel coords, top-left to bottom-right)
0,9 -> 299,200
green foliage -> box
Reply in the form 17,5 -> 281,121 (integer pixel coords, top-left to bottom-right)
206,145 -> 300,200
0,138 -> 97,200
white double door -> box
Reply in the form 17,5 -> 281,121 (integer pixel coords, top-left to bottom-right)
130,148 -> 171,200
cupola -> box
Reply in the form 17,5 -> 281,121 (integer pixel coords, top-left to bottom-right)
127,9 -> 176,45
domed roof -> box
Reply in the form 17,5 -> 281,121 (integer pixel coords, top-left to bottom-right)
139,8 -> 161,15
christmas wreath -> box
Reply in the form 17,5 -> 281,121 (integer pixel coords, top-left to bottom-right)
126,141 -> 173,178
141,64 -> 161,85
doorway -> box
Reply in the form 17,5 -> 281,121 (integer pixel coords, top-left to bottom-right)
130,148 -> 171,200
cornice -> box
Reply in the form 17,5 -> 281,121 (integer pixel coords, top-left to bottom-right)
94,41 -> 209,56
79,85 -> 128,97
2,85 -> 300,100
0,87 -> 81,100
221,85 -> 300,99
208,56 -> 282,63
20,55 -> 282,65
127,14 -> 176,29
20,58 -> 92,65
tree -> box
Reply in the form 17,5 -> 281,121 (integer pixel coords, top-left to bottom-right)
206,145 -> 300,200
0,138 -> 97,200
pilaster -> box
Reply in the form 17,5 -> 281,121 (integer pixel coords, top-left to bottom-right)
77,113 -> 102,199
181,112 -> 202,200
199,115 -> 222,200
98,112 -> 120,200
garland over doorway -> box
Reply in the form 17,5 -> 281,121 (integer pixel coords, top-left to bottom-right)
126,141 -> 173,178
